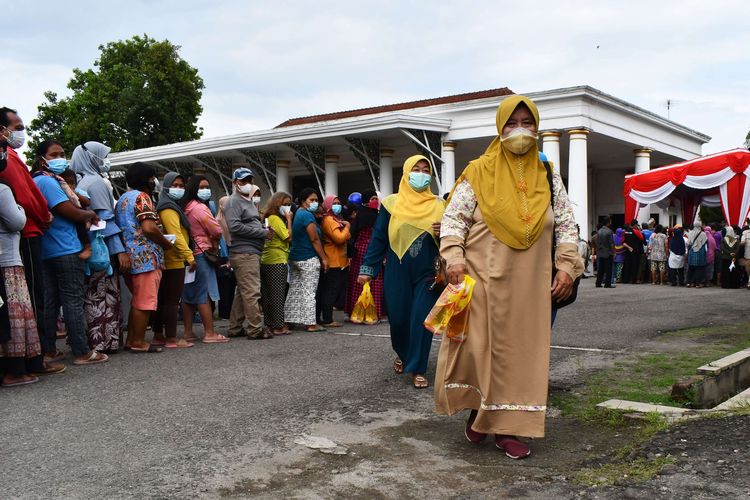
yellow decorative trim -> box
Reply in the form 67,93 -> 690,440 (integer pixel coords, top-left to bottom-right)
276,160 -> 291,168
540,131 -> 562,138
567,128 -> 590,135
634,148 -> 653,156
380,148 -> 395,158
324,155 -> 339,162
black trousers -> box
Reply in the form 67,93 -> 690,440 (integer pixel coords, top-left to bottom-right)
669,266 -> 685,286
316,268 -> 348,324
596,257 -> 613,287
623,252 -> 641,283
20,236 -> 45,332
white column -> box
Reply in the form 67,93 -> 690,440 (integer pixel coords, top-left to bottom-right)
540,131 -> 562,173
379,148 -> 394,196
634,148 -> 653,225
441,141 -> 457,196
276,159 -> 290,194
567,129 -> 590,236
324,155 -> 339,197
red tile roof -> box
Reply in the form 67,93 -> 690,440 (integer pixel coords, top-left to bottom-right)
275,87 -> 514,128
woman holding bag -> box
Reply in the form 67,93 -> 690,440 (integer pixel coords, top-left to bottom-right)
357,155 -> 444,389
435,95 -> 583,459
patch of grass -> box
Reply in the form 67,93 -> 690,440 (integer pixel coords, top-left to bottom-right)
573,456 -> 676,487
550,322 -> 750,419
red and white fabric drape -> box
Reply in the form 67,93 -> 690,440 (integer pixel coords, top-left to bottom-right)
623,149 -> 750,226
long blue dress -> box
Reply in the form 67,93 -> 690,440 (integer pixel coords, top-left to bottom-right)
360,207 -> 441,375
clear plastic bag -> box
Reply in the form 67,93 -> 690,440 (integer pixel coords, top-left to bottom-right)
424,275 -> 476,342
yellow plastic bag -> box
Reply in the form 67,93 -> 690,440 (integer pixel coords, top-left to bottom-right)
350,282 -> 379,325
424,275 -> 476,342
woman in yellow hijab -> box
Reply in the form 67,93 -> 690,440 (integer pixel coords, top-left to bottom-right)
357,155 -> 445,389
435,95 -> 583,459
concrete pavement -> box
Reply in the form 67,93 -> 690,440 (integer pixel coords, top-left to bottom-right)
2,279 -> 750,498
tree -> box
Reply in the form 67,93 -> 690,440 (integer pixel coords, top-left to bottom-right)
27,34 -> 204,161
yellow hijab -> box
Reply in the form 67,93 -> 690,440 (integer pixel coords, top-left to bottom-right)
381,155 -> 446,260
455,95 -> 550,250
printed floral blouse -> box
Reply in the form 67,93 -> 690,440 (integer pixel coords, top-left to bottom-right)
115,190 -> 164,275
441,168 -> 582,279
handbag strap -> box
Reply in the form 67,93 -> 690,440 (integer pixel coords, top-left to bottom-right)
542,159 -> 557,263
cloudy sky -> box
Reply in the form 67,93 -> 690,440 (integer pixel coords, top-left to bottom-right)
5,0 -> 749,155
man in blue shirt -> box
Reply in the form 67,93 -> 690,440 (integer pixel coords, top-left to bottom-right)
33,167 -> 108,366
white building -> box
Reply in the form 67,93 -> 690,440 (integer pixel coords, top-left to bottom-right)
109,85 -> 710,235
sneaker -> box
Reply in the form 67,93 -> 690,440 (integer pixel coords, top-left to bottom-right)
465,410 -> 487,444
495,435 -> 531,459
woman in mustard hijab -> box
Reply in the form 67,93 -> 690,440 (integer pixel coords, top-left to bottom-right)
435,95 -> 583,459
358,155 -> 444,389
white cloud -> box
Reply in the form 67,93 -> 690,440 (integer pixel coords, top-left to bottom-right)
3,0 -> 748,157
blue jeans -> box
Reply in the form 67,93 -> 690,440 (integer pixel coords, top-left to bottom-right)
41,253 -> 89,356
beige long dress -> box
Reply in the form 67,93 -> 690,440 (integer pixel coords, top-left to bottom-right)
435,175 -> 582,438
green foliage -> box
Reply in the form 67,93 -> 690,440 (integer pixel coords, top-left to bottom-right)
26,34 -> 204,162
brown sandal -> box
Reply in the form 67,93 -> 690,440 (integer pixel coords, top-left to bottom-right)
413,374 -> 429,389
393,358 -> 404,374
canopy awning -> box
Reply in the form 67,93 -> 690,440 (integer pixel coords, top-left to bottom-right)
623,149 -> 750,226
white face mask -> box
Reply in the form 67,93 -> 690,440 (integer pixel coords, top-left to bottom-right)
237,183 -> 252,195
6,129 -> 25,149
279,205 -> 291,216
252,196 -> 261,205
500,127 -> 538,155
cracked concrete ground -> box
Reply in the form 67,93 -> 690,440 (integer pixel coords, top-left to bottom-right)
2,280 -> 750,498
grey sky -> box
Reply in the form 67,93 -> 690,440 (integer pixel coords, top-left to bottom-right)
4,0 -> 749,156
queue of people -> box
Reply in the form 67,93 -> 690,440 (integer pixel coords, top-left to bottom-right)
0,105 -> 394,386
591,216 -> 750,289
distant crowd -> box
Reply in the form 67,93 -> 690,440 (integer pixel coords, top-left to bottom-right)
584,216 -> 750,289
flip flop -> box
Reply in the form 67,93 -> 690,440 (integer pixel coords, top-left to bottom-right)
305,326 -> 327,333
32,363 -> 66,376
2,376 -> 39,387
130,344 -> 163,353
151,339 -> 167,346
44,351 -> 66,363
202,335 -> 230,344
165,340 -> 194,349
73,351 -> 110,365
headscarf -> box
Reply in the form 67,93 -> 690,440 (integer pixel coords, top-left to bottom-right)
613,228 -> 624,245
688,222 -> 707,252
453,95 -> 550,250
71,141 -> 114,211
156,172 -> 191,232
670,228 -> 686,255
381,155 -> 445,260
322,194 -> 342,220
724,226 -> 738,246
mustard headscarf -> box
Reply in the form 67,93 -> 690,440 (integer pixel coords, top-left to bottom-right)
455,95 -> 550,250
381,155 -> 446,260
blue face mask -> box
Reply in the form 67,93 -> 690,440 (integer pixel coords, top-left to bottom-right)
408,172 -> 431,192
197,188 -> 212,201
167,187 -> 185,200
332,204 -> 342,215
47,158 -> 69,175
308,202 -> 319,213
